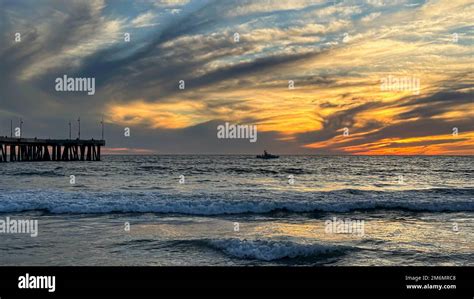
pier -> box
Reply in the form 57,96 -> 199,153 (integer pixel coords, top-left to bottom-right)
0,137 -> 105,162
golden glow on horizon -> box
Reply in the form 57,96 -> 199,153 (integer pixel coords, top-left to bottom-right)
340,133 -> 474,155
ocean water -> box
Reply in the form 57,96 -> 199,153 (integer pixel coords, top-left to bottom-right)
0,155 -> 472,266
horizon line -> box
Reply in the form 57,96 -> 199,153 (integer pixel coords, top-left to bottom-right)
100,153 -> 474,156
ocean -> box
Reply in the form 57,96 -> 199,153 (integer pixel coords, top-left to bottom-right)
0,155 -> 472,266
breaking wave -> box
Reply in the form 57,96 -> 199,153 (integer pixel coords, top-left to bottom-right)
0,188 -> 472,215
207,239 -> 348,261
175,238 -> 350,261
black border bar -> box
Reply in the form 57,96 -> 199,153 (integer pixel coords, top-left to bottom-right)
0,266 -> 472,298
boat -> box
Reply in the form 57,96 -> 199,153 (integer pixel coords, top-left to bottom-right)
256,150 -> 279,159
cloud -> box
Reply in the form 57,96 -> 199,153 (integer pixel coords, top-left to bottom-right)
1,0 -> 126,81
225,0 -> 324,17
154,0 -> 190,7
361,12 -> 381,22
131,11 -> 159,28
0,0 -> 472,154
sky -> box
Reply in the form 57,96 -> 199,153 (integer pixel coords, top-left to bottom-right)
0,0 -> 473,154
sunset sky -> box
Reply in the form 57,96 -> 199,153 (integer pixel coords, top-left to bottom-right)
0,0 -> 473,154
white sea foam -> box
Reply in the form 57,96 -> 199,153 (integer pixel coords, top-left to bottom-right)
208,239 -> 347,261
0,189 -> 472,215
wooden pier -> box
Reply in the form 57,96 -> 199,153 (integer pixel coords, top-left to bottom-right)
0,137 -> 105,162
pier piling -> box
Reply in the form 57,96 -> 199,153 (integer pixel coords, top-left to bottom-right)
0,137 -> 105,162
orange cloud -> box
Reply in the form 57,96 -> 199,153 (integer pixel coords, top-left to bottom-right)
338,133 -> 474,155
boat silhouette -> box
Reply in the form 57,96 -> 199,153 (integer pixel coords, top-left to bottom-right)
256,150 -> 279,159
